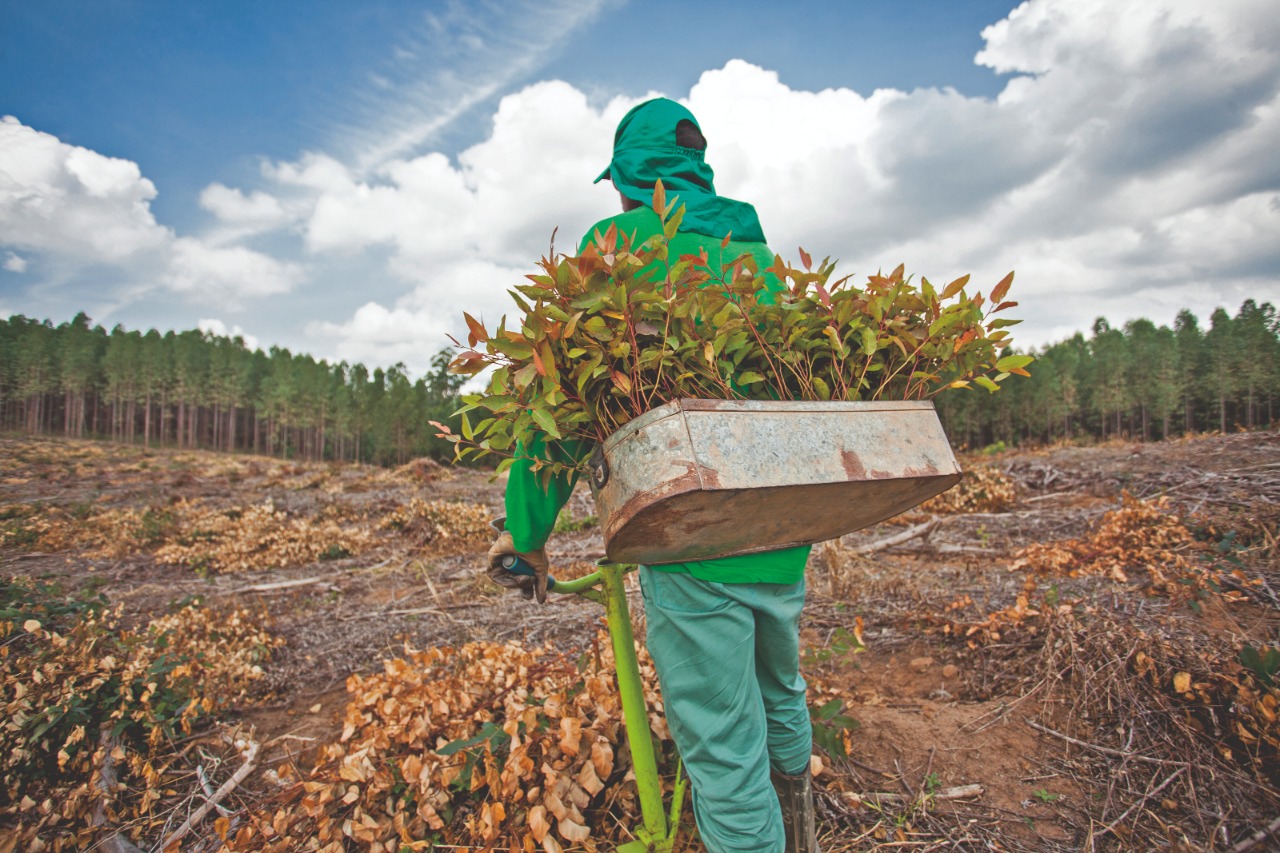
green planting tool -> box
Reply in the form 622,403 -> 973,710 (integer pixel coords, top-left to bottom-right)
498,556 -> 687,851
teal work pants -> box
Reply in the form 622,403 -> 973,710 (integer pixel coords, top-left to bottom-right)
639,567 -> 812,853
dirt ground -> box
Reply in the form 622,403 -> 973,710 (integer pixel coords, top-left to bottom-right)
2,430 -> 1278,851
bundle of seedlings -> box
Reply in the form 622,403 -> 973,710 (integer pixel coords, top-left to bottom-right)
436,183 -> 1031,476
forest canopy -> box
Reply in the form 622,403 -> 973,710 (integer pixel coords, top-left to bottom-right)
935,300 -> 1279,449
0,313 -> 463,466
1,299 -> 1276,464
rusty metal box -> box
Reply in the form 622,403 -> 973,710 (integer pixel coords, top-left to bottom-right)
587,399 -> 961,565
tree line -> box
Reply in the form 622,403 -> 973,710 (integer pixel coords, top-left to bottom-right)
0,313 -> 465,466
2,299 -> 1276,463
936,299 -> 1279,448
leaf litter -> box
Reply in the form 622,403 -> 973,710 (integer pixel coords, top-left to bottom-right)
0,430 -> 1277,851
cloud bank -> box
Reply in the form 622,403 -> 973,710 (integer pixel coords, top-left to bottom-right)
2,0 -> 1277,372
0,116 -> 303,310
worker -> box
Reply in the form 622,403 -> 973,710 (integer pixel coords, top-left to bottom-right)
486,98 -> 820,853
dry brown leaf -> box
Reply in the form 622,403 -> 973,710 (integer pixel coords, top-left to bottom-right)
558,717 -> 582,756
528,805 -> 551,843
577,760 -> 604,796
590,738 -> 613,779
558,817 -> 590,843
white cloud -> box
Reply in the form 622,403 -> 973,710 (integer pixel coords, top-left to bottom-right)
261,0 -> 1279,366
675,1 -> 1279,347
308,302 -> 436,368
0,115 -> 170,261
306,257 -> 529,370
200,183 -> 289,226
168,238 -> 303,302
7,0 -> 1278,374
0,116 -> 312,310
198,317 -> 261,350
342,0 -> 619,170
284,81 -> 618,265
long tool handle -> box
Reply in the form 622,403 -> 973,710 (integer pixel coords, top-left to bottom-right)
600,562 -> 671,848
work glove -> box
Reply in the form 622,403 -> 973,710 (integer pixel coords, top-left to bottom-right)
486,529 -> 551,603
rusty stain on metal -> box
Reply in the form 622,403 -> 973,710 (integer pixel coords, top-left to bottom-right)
840,450 -> 867,480
591,398 -> 962,565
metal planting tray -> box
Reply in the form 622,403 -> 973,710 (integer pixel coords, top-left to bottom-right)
587,398 -> 962,565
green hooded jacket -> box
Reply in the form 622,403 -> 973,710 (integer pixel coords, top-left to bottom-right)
503,99 -> 810,584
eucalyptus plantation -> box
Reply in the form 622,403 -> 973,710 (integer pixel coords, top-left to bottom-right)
2,296 -> 1275,461
0,315 -> 466,465
934,299 -> 1279,448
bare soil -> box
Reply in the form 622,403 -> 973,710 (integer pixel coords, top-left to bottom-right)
2,430 -> 1277,851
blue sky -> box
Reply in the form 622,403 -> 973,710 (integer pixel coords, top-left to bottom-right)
2,0 -> 1278,373
1,1 -> 1015,224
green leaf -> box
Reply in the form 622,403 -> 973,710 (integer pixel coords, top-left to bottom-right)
973,375 -> 1000,392
860,327 -> 877,356
530,407 -> 562,439
564,310 -> 584,338
815,698 -> 843,721
995,354 -> 1034,371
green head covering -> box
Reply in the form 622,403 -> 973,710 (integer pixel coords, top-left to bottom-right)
594,98 -> 766,243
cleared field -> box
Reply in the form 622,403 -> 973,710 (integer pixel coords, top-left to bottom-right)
2,431 -> 1277,852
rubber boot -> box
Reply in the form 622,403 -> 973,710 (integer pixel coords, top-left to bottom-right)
771,768 -> 821,853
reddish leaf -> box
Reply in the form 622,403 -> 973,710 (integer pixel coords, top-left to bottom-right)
463,312 -> 488,346
814,282 -> 832,309
990,271 -> 1015,304
941,274 -> 970,300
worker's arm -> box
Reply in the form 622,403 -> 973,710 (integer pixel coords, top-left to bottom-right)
488,434 -> 590,602
504,434 -> 590,552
